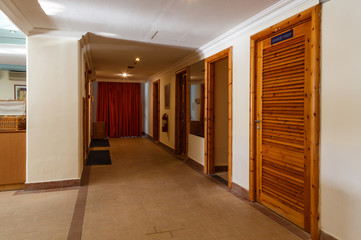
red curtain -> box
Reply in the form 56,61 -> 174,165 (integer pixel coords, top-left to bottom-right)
97,82 -> 142,138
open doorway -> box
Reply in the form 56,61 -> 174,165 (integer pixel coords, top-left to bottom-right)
153,80 -> 160,142
204,48 -> 233,188
175,68 -> 188,157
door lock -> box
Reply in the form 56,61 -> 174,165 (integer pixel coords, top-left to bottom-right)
255,120 -> 261,123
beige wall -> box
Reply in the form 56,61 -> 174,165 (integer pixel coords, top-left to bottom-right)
320,0 -> 361,239
0,70 -> 26,100
144,1 -> 361,238
146,71 -> 176,149
214,57 -> 228,167
27,36 -> 82,183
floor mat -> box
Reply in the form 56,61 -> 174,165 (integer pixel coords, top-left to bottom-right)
211,174 -> 228,186
86,150 -> 111,166
90,139 -> 110,147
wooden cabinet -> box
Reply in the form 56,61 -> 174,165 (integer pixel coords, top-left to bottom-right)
0,131 -> 26,190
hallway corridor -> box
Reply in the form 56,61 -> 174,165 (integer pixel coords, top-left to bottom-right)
0,138 -> 310,240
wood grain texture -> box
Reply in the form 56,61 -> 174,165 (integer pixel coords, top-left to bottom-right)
205,47 -> 233,188
152,80 -> 160,141
309,5 -> 321,240
0,131 -> 26,186
249,38 -> 257,202
249,5 -> 321,238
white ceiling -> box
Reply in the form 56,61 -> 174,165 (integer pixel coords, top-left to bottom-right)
1,0 -> 281,81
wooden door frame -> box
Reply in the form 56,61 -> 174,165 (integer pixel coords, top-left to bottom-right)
175,67 -> 189,157
83,67 -> 91,165
249,5 -> 320,239
204,47 -> 233,189
153,80 -> 160,141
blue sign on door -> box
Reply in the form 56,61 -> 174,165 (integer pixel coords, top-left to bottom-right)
271,29 -> 294,45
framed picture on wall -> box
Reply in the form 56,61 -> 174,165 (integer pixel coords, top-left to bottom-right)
164,83 -> 170,109
14,85 -> 27,100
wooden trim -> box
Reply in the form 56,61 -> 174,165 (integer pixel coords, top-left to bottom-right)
175,67 -> 189,157
231,182 -> 249,201
204,47 -> 233,189
152,80 -> 160,141
215,166 -> 228,172
320,231 -> 338,240
249,5 -> 320,239
250,7 -> 313,42
249,38 -> 257,202
158,141 -> 176,155
24,179 -> 81,191
185,157 -> 204,174
309,5 -> 321,240
0,183 -> 24,191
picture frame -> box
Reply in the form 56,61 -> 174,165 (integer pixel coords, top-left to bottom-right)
164,83 -> 170,109
14,85 -> 27,100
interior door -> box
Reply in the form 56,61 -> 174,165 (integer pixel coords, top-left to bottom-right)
256,22 -> 311,230
175,70 -> 188,155
153,81 -> 160,141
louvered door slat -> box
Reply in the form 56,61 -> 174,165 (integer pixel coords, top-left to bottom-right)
257,25 -> 309,229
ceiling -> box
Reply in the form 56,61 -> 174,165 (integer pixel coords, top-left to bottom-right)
0,0 -> 281,81
0,9 -> 26,68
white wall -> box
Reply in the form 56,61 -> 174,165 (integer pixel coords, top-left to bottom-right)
320,0 -> 361,239
0,70 -> 26,100
27,36 -> 81,183
145,1 -> 361,238
146,72 -> 176,148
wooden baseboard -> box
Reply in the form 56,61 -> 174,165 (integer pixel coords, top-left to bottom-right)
143,133 -> 152,140
320,231 -> 338,240
25,179 -> 80,191
0,183 -> 24,191
158,141 -> 176,155
215,165 -> 228,172
230,182 -> 249,201
185,157 -> 204,173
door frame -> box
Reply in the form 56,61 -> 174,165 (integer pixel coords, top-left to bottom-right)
153,80 -> 160,141
204,47 -> 233,189
249,5 -> 320,239
175,67 -> 189,157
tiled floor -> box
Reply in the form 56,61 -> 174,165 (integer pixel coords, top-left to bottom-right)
0,137 -> 309,240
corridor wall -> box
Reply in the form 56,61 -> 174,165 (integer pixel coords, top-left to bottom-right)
145,0 -> 361,239
27,36 -> 82,183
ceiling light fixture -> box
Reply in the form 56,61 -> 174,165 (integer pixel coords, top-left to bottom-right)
122,73 -> 128,78
135,57 -> 141,62
38,0 -> 65,16
9,30 -> 16,34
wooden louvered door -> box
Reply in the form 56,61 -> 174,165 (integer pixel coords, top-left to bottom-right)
256,21 -> 311,230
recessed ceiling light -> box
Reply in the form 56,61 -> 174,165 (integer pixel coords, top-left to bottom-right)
9,30 -> 17,34
122,73 -> 128,77
135,57 -> 141,62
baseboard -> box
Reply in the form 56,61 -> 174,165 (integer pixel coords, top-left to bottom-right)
157,141 -> 175,155
215,165 -> 228,172
0,183 -> 24,191
142,133 -> 152,140
320,231 -> 338,240
185,157 -> 204,174
24,179 -> 80,191
230,182 -> 249,201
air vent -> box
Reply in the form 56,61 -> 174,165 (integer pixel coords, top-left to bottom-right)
127,66 -> 134,69
9,71 -> 26,81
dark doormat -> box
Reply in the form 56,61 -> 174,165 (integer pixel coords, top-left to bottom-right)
86,150 -> 111,166
90,138 -> 110,147
211,174 -> 228,186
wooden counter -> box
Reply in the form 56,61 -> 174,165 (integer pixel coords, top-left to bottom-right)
0,130 -> 26,190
